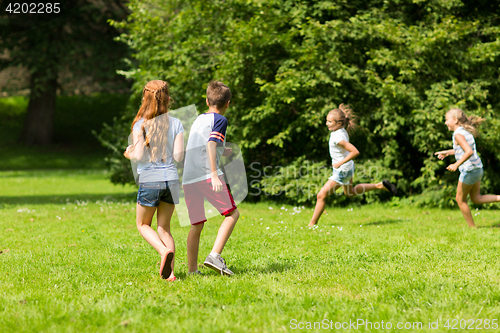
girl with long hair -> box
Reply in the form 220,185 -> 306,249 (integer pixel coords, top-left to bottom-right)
124,80 -> 184,280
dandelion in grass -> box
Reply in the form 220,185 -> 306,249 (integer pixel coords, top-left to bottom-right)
269,207 -> 273,210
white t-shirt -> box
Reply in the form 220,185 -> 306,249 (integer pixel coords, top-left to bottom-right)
133,115 -> 184,183
453,126 -> 482,172
329,128 -> 354,172
182,112 -> 227,185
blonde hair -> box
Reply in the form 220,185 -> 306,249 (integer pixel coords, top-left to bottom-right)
447,108 -> 484,137
328,103 -> 357,133
131,80 -> 170,162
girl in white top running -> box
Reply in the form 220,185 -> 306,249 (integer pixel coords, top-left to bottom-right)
308,104 -> 397,227
435,108 -> 500,228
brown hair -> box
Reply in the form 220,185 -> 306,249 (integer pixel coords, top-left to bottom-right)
207,80 -> 232,110
131,80 -> 170,162
447,108 -> 485,137
328,103 -> 357,133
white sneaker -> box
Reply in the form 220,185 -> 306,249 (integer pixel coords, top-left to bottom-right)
204,254 -> 234,276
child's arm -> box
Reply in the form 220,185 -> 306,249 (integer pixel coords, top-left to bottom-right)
434,149 -> 455,160
124,130 -> 145,161
207,141 -> 223,192
332,140 -> 359,169
446,133 -> 473,172
172,133 -> 184,162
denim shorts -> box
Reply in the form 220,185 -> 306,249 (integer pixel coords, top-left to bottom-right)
137,181 -> 180,207
459,168 -> 483,185
329,166 -> 354,185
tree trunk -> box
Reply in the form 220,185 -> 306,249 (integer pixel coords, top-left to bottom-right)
21,71 -> 57,146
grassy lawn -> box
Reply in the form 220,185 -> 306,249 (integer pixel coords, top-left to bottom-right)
1,170 -> 500,332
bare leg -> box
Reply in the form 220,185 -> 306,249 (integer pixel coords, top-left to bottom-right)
469,181 -> 500,205
456,181 -> 476,228
308,180 -> 341,227
156,201 -> 176,278
344,181 -> 387,197
187,223 -> 204,273
212,208 -> 239,254
136,203 -> 169,255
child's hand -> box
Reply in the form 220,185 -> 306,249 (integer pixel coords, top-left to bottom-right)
222,147 -> 233,157
434,151 -> 448,160
123,145 -> 133,159
211,176 -> 223,193
447,163 -> 458,172
332,162 -> 343,169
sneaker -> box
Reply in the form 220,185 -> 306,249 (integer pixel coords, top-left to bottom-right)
159,249 -> 174,279
187,270 -> 204,276
382,180 -> 397,195
204,254 -> 234,276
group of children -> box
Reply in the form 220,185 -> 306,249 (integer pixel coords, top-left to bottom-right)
124,80 -> 238,281
124,80 -> 500,281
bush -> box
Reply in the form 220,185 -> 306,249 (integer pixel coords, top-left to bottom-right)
103,0 -> 500,207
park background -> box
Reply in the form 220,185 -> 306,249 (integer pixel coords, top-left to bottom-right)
1,0 -> 500,332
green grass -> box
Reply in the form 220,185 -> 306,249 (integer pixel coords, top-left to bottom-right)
0,94 -> 128,170
1,170 -> 500,332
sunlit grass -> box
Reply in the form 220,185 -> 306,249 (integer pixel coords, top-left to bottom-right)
1,170 -> 500,332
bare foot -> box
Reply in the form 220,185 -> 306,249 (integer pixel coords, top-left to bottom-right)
159,247 -> 174,279
307,221 -> 317,227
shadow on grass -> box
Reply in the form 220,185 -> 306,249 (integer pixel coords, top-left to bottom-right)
235,262 -> 295,276
0,193 -> 137,206
478,223 -> 500,229
364,219 -> 405,226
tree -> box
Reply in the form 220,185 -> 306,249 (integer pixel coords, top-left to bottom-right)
0,0 -> 130,145
102,0 -> 500,206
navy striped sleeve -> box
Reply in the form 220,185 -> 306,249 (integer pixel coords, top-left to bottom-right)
208,114 -> 227,143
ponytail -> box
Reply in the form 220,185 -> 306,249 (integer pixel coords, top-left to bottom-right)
328,103 -> 357,133
447,108 -> 484,137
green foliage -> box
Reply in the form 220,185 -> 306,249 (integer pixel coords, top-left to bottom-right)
104,0 -> 500,206
0,1 -> 130,91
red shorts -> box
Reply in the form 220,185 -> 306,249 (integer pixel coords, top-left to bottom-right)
183,176 -> 237,225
